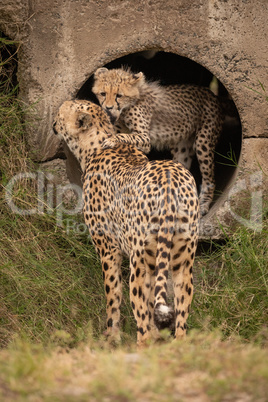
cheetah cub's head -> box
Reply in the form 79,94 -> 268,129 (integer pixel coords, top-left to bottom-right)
92,67 -> 145,124
53,100 -> 114,169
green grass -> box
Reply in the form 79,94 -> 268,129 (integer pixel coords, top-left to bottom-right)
190,219 -> 268,343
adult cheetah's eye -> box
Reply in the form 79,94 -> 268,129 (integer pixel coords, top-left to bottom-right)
116,94 -> 123,99
100,92 -> 106,97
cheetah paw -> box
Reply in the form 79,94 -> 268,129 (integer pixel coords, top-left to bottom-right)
102,136 -> 119,149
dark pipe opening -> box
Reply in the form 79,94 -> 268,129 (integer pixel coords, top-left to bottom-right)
75,50 -> 242,209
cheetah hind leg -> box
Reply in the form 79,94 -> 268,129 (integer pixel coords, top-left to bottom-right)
194,115 -> 222,216
194,138 -> 216,216
99,247 -> 123,345
143,236 -> 165,342
171,139 -> 214,216
171,139 -> 195,171
129,250 -> 152,348
198,181 -> 215,217
171,235 -> 195,340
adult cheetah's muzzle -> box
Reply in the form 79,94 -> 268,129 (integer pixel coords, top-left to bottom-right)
105,109 -> 117,125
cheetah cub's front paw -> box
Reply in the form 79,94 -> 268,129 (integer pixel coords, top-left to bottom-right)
102,136 -> 119,149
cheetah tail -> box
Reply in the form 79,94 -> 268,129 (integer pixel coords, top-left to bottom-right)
153,230 -> 174,331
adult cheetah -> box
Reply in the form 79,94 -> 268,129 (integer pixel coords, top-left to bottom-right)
92,67 -> 223,216
53,100 -> 199,347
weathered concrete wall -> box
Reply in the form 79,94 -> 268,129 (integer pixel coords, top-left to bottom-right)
1,0 -> 267,237
1,0 -> 267,159
201,137 -> 267,238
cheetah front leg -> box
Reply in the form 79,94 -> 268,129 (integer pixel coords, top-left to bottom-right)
102,132 -> 151,153
102,106 -> 152,154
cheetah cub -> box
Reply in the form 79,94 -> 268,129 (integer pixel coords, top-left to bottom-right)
53,100 -> 199,347
92,67 -> 223,216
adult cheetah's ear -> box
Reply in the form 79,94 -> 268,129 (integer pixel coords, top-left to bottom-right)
77,112 -> 92,131
94,67 -> 108,78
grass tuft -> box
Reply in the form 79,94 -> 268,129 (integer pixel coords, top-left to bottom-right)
190,216 -> 268,343
0,331 -> 267,401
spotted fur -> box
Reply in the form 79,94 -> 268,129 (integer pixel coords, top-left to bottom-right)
92,67 -> 223,216
53,100 -> 199,347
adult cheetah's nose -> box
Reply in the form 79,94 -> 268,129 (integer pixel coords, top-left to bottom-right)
53,121 -> 58,135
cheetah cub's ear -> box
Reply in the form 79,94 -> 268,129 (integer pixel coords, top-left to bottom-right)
129,71 -> 144,85
94,67 -> 108,78
76,112 -> 92,131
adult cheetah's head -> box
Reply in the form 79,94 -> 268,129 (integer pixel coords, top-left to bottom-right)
92,67 -> 145,123
53,100 -> 114,167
